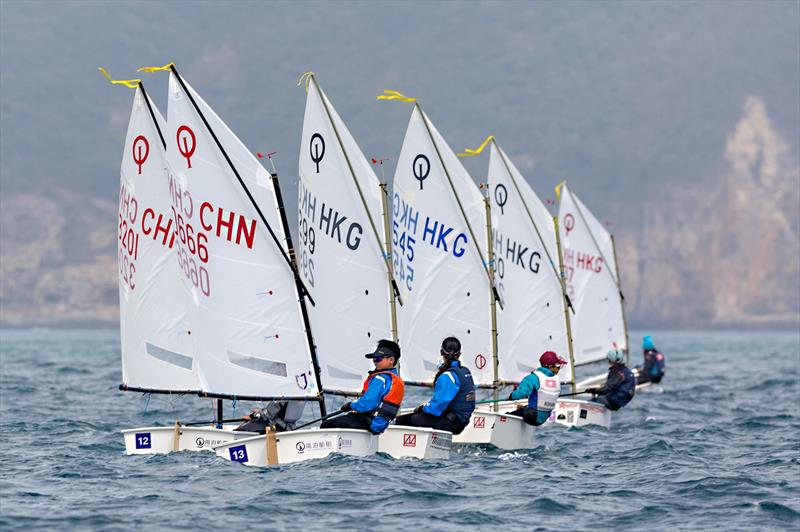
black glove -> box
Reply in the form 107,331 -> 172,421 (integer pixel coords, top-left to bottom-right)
585,388 -> 597,394
508,393 -> 515,400
413,404 -> 425,414
339,402 -> 352,413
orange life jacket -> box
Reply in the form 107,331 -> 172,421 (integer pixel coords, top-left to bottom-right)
361,370 -> 405,419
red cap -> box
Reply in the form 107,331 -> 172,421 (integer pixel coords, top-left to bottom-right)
540,351 -> 566,366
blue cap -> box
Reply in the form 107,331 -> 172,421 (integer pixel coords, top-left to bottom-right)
642,335 -> 655,350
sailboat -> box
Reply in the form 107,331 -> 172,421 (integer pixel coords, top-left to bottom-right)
390,104 -> 534,449
551,182 -> 628,428
116,80 -> 260,454
292,74 -> 451,459
117,66 -> 379,465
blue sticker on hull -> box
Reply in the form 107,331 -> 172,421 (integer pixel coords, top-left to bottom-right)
229,445 -> 248,463
135,432 -> 151,449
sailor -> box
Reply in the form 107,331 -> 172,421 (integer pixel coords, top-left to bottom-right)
505,351 -> 565,426
320,339 -> 404,435
394,337 -> 476,435
586,349 -> 636,411
636,334 -> 665,384
235,401 -> 305,434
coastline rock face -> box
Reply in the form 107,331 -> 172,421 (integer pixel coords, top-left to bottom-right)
620,96 -> 800,329
0,191 -> 118,327
0,97 -> 797,329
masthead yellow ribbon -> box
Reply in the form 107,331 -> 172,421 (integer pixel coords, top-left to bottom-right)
137,62 -> 175,73
297,71 -> 315,93
554,180 -> 567,201
98,67 -> 140,89
376,89 -> 416,103
457,135 -> 494,157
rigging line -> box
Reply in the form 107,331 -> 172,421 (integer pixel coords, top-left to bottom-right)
309,75 -> 404,306
416,104 -> 504,310
138,82 -> 166,150
566,187 -> 623,297
168,64 -> 316,307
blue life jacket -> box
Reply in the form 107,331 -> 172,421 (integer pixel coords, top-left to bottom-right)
608,365 -> 636,408
444,364 -> 476,423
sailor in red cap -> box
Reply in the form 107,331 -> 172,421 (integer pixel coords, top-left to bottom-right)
506,351 -> 565,426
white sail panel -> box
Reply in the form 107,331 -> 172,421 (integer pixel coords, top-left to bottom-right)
297,79 -> 392,394
119,87 -> 199,391
393,106 -> 493,385
165,72 -> 318,398
558,185 -> 626,365
488,142 -> 570,383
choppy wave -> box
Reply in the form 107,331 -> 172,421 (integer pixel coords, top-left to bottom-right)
1,329 -> 798,530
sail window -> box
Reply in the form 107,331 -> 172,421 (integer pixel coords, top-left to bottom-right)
146,343 -> 193,370
227,351 -> 287,377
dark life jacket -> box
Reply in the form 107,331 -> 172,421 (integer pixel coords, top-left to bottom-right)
607,365 -> 636,408
442,364 -> 476,424
643,349 -> 666,377
361,370 -> 405,420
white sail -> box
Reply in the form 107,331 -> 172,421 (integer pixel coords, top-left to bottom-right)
297,78 -> 393,394
558,184 -> 626,366
118,87 -> 199,391
165,72 -> 318,398
488,142 -> 571,383
392,106 -> 493,385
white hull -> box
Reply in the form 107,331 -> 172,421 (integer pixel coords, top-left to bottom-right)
122,424 -> 256,455
452,411 -> 535,450
212,428 -> 377,467
377,426 -> 452,459
552,398 -> 612,428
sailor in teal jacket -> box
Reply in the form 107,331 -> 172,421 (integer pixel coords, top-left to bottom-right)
507,351 -> 565,426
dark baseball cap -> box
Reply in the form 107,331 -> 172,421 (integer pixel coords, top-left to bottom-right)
365,339 -> 401,360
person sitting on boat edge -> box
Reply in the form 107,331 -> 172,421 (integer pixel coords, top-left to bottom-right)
235,401 -> 305,434
505,351 -> 565,426
320,339 -> 404,435
635,334 -> 665,384
394,336 -> 476,435
586,349 -> 635,411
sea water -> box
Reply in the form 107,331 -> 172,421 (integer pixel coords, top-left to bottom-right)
0,329 -> 798,531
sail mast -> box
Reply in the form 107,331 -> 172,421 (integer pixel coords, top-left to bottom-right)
554,214 -> 577,393
380,178 -> 399,343
483,188 -> 500,411
610,234 -> 630,364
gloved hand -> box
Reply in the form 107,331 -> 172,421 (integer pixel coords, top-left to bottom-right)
339,402 -> 352,413
413,404 -> 425,414
585,388 -> 598,395
507,393 -> 515,400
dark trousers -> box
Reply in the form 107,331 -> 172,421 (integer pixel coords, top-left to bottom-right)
394,411 -> 468,435
592,395 -> 621,411
320,412 -> 373,431
507,406 -> 541,426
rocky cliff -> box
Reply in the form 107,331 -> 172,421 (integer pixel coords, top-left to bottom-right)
1,97 -> 797,329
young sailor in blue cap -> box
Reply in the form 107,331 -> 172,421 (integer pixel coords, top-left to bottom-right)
636,334 -> 666,384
